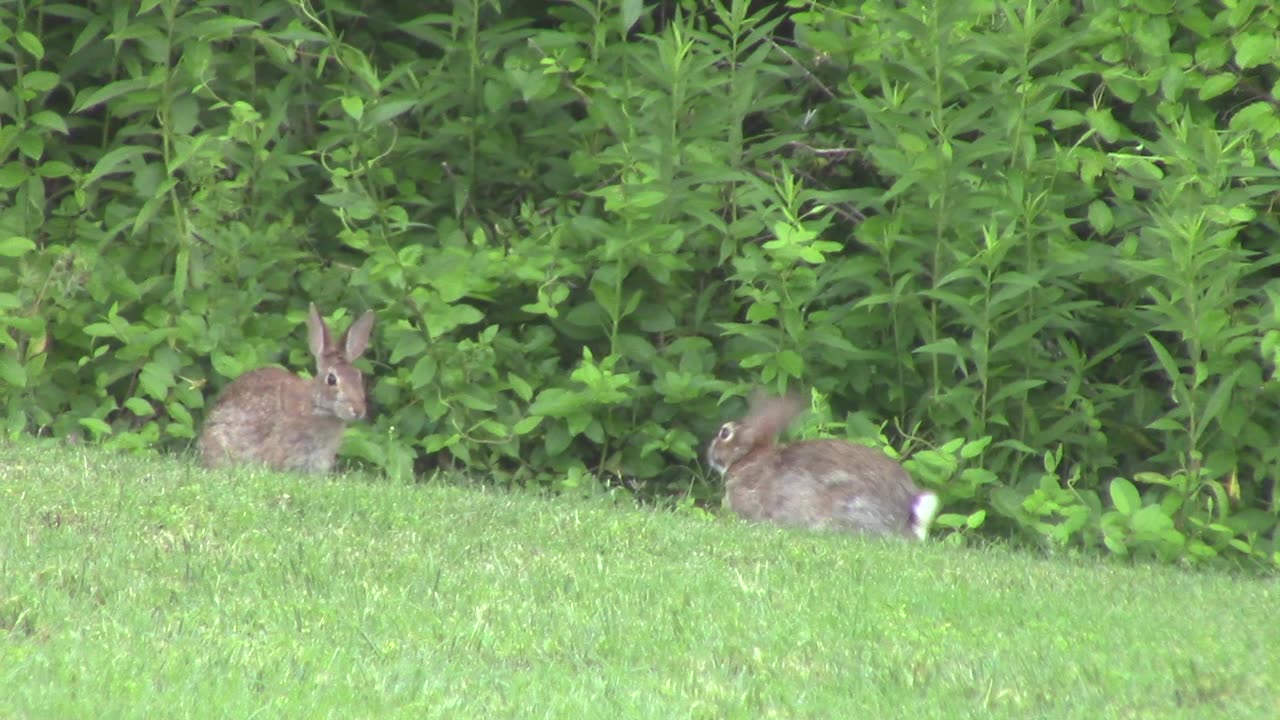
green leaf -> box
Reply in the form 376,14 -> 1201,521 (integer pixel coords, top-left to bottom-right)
529,388 -> 582,418
959,468 -> 998,487
71,76 -> 155,113
1110,477 -> 1140,516
905,449 -> 957,475
17,31 -> 44,59
1233,33 -> 1275,69
746,301 -> 776,323
0,354 -> 27,387
389,332 -> 428,364
897,133 -> 927,154
29,110 -> 70,134
776,349 -> 804,379
544,424 -> 571,456
1195,368 -> 1241,442
508,373 -> 533,402
84,145 -> 153,186
0,236 -> 36,257
1102,532 -> 1129,556
366,99 -> 420,126
1042,448 -> 1060,473
1198,73 -> 1237,100
1105,74 -> 1139,104
1086,108 -> 1124,142
21,71 -> 60,92
636,305 -> 675,333
1047,110 -> 1085,129
1131,505 -> 1177,539
426,304 -> 483,337
989,318 -> 1052,356
455,392 -> 497,412
965,509 -> 986,529
562,302 -> 608,333
620,190 -> 666,210
1146,415 -> 1184,433
1087,200 -> 1113,234
1144,334 -> 1182,383
0,163 -> 28,190
989,379 -> 1046,405
132,178 -> 175,236
959,436 -> 993,459
18,131 -> 44,161
423,432 -> 460,454
211,353 -> 243,379
83,323 -> 117,338
77,417 -> 112,437
193,16 -> 260,39
36,161 -> 75,178
409,356 -> 437,388
912,339 -> 963,357
932,513 -> 968,529
139,361 -> 175,400
1228,102 -> 1278,135
315,191 -> 366,209
1228,508 -> 1277,534
1195,38 -> 1230,69
1114,155 -> 1163,181
169,95 -> 199,135
124,397 -> 154,416
619,0 -> 644,33
1133,471 -> 1183,490
165,401 -> 194,432
341,96 -> 364,122
513,415 -> 542,435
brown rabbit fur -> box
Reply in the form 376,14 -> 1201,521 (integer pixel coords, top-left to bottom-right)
708,392 -> 939,540
197,304 -> 375,473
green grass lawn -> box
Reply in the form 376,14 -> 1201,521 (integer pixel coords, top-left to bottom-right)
1,441 -> 1276,719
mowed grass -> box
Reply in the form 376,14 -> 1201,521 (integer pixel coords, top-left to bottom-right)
1,443 -> 1276,719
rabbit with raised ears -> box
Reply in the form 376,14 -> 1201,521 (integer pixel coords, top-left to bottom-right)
707,392 -> 939,540
198,303 -> 375,473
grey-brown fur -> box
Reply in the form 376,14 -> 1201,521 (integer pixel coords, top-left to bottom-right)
707,393 -> 939,540
197,304 -> 375,473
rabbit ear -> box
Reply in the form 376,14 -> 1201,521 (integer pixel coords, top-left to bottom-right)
307,303 -> 333,362
341,310 -> 375,361
742,392 -> 803,443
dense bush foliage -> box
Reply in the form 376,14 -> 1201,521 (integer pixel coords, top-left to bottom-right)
2,0 -> 1278,568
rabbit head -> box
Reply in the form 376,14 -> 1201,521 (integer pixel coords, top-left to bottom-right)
707,391 -> 804,475
307,303 -> 375,422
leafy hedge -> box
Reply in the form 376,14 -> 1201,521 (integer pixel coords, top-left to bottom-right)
2,0 -> 1278,569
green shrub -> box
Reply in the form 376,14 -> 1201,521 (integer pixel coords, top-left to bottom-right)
1,0 -> 1276,569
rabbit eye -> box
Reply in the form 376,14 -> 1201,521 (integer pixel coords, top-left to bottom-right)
718,424 -> 734,441
325,371 -> 338,386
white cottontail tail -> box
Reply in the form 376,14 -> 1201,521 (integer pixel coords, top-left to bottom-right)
197,303 -> 375,473
707,393 -> 939,540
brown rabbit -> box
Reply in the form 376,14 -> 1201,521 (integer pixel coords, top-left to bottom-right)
707,393 -> 939,540
197,304 -> 375,473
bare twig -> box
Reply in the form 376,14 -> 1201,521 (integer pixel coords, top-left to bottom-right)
768,38 -> 837,101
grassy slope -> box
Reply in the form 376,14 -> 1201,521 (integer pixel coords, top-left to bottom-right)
1,442 -> 1276,719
